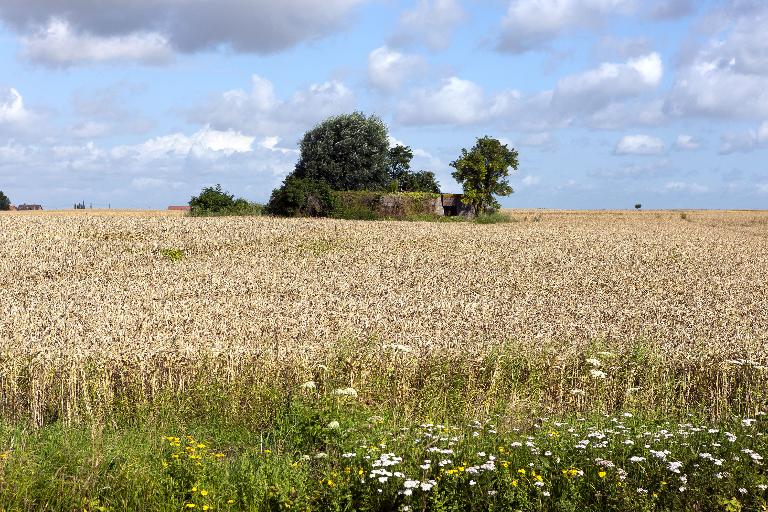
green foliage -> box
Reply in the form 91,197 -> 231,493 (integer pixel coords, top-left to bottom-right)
188,185 -> 263,217
266,177 -> 337,217
387,144 -> 414,183
0,190 -> 10,211
292,112 -> 391,191
451,136 -> 518,215
160,248 -> 184,262
0,405 -> 765,511
331,191 -> 441,220
474,211 -> 511,224
387,144 -> 441,193
400,170 -> 441,193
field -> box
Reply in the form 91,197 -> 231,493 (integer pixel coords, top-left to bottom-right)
0,209 -> 766,510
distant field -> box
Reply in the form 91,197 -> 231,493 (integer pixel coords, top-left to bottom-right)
1,209 -> 766,423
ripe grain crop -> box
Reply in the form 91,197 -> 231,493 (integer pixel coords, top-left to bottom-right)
0,209 -> 766,425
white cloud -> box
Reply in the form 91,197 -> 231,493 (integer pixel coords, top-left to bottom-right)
719,122 -> 768,154
0,87 -> 30,125
664,181 -> 708,194
674,134 -> 700,150
391,0 -> 465,50
111,126 -> 254,161
519,132 -> 553,147
498,0 -> 635,53
22,19 -> 173,66
666,5 -> 768,119
521,175 -> 541,186
190,75 -> 355,135
396,77 -> 487,125
552,53 -> 662,115
367,46 -> 425,92
2,0 -> 368,64
615,134 -> 666,155
397,54 -> 662,130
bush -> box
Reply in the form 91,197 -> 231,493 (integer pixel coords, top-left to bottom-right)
266,177 -> 336,217
189,185 -> 262,217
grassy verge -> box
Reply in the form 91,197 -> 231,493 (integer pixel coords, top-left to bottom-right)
0,395 -> 765,511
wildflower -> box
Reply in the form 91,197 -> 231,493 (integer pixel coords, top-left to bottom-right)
598,471 -> 607,478
327,420 -> 340,429
590,369 -> 607,379
534,481 -> 544,488
333,387 -> 358,397
738,488 -> 747,494
630,456 -> 645,463
543,491 -> 551,497
636,488 -> 648,494
586,358 -> 601,367
667,461 -> 683,473
185,505 -> 196,509
512,479 -> 518,487
227,500 -> 235,504
469,480 -> 476,486
200,490 -> 208,497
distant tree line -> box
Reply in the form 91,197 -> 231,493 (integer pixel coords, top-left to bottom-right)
0,190 -> 9,211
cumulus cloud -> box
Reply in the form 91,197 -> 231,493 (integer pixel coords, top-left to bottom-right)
551,53 -> 662,117
674,134 -> 700,150
22,19 -> 172,66
396,77 -> 487,125
0,87 -> 30,125
0,126 -> 298,207
390,0 -> 465,50
666,4 -> 768,119
0,0 -> 367,65
397,53 -> 663,130
367,46 -> 426,92
189,74 -> 355,135
614,134 -> 666,155
719,122 -> 768,154
497,0 -> 635,54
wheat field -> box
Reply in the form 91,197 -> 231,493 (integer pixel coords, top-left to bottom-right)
1,209 -> 766,424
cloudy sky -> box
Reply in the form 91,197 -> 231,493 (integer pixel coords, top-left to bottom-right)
1,0 -> 766,209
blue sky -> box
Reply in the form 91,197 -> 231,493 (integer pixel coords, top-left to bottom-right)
0,0 -> 766,209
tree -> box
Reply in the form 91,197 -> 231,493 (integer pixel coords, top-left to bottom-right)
292,112 -> 390,191
450,136 -> 518,215
0,190 -> 9,211
400,170 -> 440,193
266,177 -> 336,217
387,144 -> 414,184
635,203 -> 642,209
386,145 -> 440,193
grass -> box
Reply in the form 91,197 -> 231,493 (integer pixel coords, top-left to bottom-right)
0,395 -> 765,511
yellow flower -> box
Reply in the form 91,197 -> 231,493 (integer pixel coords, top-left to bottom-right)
517,469 -> 526,476
327,479 -> 335,487
512,479 -> 518,487
214,453 -> 225,458
202,507 -> 211,511
264,449 -> 272,455
197,443 -> 206,449
458,466 -> 466,472
200,490 -> 208,497
598,471 -> 607,479
535,474 -> 543,482
358,469 -> 364,476
185,504 -> 196,509
227,500 -> 235,504
191,486 -> 198,492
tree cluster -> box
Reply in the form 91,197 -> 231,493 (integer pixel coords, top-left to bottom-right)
189,185 -> 263,217
267,112 -> 441,216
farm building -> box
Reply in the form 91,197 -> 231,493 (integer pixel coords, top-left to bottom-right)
8,205 -> 17,211
17,204 -> 43,211
167,206 -> 191,212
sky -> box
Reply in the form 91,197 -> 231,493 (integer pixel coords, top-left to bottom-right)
0,0 -> 767,210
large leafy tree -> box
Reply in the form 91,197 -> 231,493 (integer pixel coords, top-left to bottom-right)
292,112 -> 390,191
0,190 -> 10,211
450,136 -> 518,215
